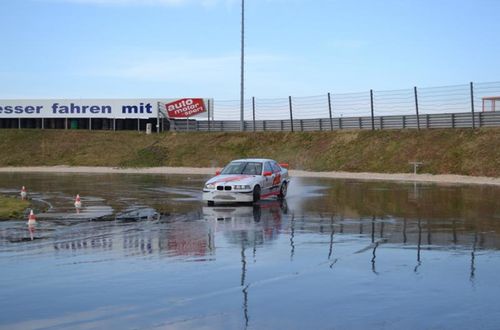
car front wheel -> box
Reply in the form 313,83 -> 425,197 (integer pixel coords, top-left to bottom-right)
253,185 -> 261,203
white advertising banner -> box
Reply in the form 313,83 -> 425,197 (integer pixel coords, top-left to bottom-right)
0,98 -> 211,119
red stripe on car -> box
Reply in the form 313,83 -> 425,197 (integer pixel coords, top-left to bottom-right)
211,175 -> 252,185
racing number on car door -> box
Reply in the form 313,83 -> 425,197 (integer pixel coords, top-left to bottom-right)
273,173 -> 281,186
271,161 -> 282,187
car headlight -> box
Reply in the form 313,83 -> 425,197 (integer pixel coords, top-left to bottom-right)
205,183 -> 216,189
234,185 -> 251,190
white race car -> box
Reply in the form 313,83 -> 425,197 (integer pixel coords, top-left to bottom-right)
202,158 -> 290,206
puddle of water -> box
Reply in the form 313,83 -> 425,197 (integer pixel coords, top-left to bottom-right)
0,173 -> 500,329
115,206 -> 159,222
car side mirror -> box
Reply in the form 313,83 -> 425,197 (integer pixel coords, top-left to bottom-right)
215,169 -> 221,176
263,171 -> 273,177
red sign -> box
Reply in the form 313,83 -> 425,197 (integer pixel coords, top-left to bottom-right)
165,98 -> 206,118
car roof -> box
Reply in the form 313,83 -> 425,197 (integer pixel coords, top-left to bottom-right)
230,158 -> 274,163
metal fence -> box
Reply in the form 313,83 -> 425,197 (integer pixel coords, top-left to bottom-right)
171,81 -> 500,132
2,81 -> 499,132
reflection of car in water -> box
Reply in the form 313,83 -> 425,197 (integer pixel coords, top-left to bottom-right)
203,200 -> 288,244
202,158 -> 290,206
203,199 -> 287,222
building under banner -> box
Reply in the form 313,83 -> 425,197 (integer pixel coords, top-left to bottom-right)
0,98 -> 213,132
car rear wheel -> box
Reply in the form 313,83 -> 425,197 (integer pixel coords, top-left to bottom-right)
278,182 -> 288,199
253,185 -> 261,203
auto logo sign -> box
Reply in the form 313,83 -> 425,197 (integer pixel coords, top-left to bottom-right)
165,98 -> 206,118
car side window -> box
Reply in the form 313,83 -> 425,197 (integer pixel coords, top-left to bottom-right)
271,162 -> 281,173
264,162 -> 273,173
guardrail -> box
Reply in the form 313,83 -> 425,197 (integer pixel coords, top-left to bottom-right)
171,111 -> 500,132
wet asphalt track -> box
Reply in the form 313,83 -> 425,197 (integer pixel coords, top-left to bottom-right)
1,172 -> 500,329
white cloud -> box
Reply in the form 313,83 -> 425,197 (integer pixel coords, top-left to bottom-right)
91,54 -> 236,82
85,52 -> 286,83
74,51 -> 292,98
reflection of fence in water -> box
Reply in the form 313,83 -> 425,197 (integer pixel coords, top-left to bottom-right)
53,237 -> 113,251
289,214 -> 496,249
2,211 -> 496,263
122,234 -> 154,255
50,224 -> 116,252
289,214 -> 487,280
49,227 -> 214,257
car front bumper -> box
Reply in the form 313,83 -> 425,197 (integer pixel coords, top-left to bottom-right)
202,190 -> 254,203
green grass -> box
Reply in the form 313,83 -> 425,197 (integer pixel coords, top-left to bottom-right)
0,195 -> 29,220
0,128 -> 499,177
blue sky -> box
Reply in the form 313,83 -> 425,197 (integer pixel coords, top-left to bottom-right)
1,0 -> 499,100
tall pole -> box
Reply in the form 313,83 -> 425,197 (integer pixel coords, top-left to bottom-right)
370,89 -> 375,130
240,0 -> 245,131
252,96 -> 256,132
470,82 -> 475,129
414,86 -> 420,130
328,92 -> 333,131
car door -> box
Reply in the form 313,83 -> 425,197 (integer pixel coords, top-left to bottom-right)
270,161 -> 283,193
262,161 -> 275,196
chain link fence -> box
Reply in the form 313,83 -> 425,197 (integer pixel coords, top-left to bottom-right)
170,81 -> 500,131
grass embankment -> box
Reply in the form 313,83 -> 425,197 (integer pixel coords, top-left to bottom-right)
0,196 -> 29,219
0,128 -> 499,177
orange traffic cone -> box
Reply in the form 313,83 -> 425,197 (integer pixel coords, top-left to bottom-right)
27,209 -> 36,225
74,194 -> 82,208
21,186 -> 27,200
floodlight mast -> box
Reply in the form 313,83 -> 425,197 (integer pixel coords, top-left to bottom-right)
240,0 -> 245,131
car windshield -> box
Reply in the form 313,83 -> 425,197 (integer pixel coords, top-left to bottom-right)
220,162 -> 263,175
